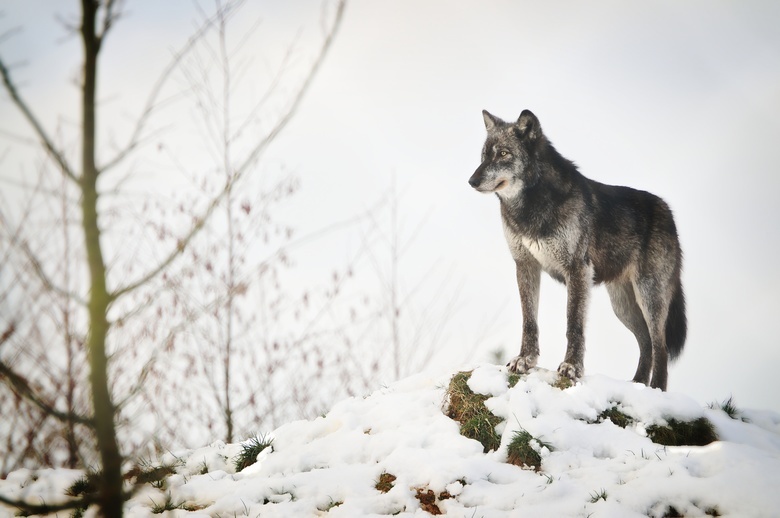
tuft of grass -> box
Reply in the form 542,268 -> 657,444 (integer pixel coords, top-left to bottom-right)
234,434 -> 274,472
646,417 -> 718,447
655,502 -> 720,517
65,473 -> 99,498
661,505 -> 684,518
506,428 -> 552,471
375,472 -> 397,493
708,396 -> 748,422
65,471 -> 101,517
599,406 -> 632,429
589,488 -> 608,503
444,371 -> 502,453
149,493 -> 205,514
507,372 -> 521,388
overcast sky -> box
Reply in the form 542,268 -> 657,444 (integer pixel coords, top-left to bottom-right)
3,1 -> 780,414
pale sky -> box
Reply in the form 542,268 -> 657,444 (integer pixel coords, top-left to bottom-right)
2,0 -> 780,415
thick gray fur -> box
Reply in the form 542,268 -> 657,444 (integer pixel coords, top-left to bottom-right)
469,110 -> 686,391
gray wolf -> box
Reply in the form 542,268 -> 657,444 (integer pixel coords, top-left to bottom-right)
469,110 -> 686,391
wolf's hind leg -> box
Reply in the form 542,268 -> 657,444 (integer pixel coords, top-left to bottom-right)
633,279 -> 671,391
606,281 -> 652,385
507,254 -> 541,374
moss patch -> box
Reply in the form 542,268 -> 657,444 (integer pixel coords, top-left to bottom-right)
552,375 -> 574,390
445,371 -> 488,423
460,413 -> 503,453
599,406 -> 632,429
646,417 -> 718,447
444,371 -> 502,453
597,404 -> 718,447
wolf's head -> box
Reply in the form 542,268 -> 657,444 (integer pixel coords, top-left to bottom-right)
469,110 -> 544,199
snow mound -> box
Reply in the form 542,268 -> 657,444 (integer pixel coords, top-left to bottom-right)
3,365 -> 780,517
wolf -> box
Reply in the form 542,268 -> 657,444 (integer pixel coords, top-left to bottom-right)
469,110 -> 686,391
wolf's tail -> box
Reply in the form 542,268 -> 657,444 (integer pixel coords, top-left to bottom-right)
665,279 -> 687,361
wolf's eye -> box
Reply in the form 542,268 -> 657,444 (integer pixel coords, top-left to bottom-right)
499,150 -> 509,157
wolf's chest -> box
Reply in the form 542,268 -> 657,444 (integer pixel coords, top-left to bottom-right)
502,222 -> 572,279
504,225 -> 563,271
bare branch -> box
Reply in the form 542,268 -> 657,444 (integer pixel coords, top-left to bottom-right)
99,0 -> 123,42
108,198 -> 213,301
0,360 -> 94,426
98,4 -> 223,174
109,0 -> 347,301
0,209 -> 88,307
0,128 -> 38,146
0,26 -> 23,46
0,322 -> 14,346
0,493 -> 94,515
233,0 -> 347,178
229,36 -> 297,143
115,199 -> 374,412
0,58 -> 78,183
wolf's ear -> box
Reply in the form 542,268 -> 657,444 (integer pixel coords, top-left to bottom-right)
482,110 -> 501,132
515,110 -> 541,141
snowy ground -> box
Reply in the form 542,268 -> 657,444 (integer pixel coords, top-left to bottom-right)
2,365 -> 780,517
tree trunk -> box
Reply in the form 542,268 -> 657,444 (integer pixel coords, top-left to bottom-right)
80,0 -> 123,515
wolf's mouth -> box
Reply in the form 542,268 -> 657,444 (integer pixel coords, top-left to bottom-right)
495,180 -> 508,191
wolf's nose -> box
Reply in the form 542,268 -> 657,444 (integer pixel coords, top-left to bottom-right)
468,175 -> 480,188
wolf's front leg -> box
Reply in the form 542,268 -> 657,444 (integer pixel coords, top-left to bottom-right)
558,263 -> 591,381
507,254 -> 541,374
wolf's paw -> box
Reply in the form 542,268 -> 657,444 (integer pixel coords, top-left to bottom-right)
507,354 -> 538,374
557,361 -> 582,381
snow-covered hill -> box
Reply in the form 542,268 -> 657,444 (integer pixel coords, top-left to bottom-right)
3,365 -> 780,517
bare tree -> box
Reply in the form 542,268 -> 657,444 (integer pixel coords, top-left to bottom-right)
357,180 -> 464,380
0,0 -> 345,514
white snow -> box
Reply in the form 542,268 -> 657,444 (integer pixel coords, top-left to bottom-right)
2,364 -> 780,517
